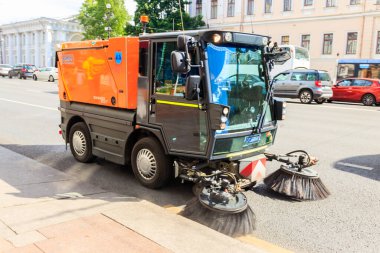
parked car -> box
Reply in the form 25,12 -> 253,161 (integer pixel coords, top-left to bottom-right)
272,69 -> 333,104
329,78 -> 380,106
33,67 -> 58,82
8,64 -> 37,79
0,64 -> 13,77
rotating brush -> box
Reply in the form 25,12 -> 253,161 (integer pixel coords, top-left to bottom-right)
180,181 -> 256,237
264,150 -> 330,201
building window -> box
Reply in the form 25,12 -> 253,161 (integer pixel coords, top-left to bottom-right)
322,33 -> 333,54
304,0 -> 313,6
211,0 -> 218,19
346,32 -> 358,54
376,31 -> 380,54
326,0 -> 336,7
350,0 -> 360,5
247,0 -> 254,15
227,0 -> 235,17
265,0 -> 272,13
301,34 -> 310,50
283,0 -> 292,11
196,0 -> 202,16
281,36 -> 290,45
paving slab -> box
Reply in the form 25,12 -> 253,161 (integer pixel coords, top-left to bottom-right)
0,237 -> 14,252
36,214 -> 171,253
7,230 -> 46,247
3,244 -> 43,253
103,200 -> 266,253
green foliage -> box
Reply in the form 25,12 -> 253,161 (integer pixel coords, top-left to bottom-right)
78,0 -> 130,40
126,0 -> 205,35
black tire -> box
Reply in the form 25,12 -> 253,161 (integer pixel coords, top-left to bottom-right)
362,94 -> 375,106
131,137 -> 172,189
49,75 -> 55,82
17,73 -> 22,79
33,75 -> 37,81
314,98 -> 325,104
327,99 -> 332,103
69,122 -> 94,163
8,73 -> 12,79
299,90 -> 313,104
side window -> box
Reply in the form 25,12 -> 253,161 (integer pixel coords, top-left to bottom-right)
338,80 -> 352,86
306,73 -> 317,81
153,41 -> 186,96
139,41 -> 149,76
274,73 -> 289,81
290,72 -> 307,81
352,80 -> 372,87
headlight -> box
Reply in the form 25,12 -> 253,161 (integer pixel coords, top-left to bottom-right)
224,32 -> 232,42
221,116 -> 228,123
212,33 -> 222,43
222,107 -> 229,115
220,123 -> 226,130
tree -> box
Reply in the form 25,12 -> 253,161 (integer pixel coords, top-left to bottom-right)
126,0 -> 205,35
78,0 -> 130,40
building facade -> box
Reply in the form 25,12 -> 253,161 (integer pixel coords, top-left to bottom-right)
0,17 -> 83,67
189,0 -> 380,79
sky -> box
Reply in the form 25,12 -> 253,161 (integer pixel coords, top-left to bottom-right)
0,0 -> 137,25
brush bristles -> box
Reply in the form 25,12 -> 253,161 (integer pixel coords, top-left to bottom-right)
264,169 -> 330,201
180,198 -> 256,237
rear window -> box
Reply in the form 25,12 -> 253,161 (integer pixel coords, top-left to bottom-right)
318,72 -> 331,81
25,65 -> 37,70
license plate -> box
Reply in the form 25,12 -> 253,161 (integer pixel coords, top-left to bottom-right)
244,134 -> 260,145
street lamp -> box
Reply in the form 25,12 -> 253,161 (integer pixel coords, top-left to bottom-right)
104,3 -> 113,39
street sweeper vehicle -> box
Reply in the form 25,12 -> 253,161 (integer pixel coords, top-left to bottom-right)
56,29 -> 329,237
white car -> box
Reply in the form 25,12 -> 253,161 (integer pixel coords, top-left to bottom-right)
33,67 -> 58,82
0,64 -> 13,77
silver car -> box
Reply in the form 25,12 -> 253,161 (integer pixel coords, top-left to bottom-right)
0,64 -> 13,77
272,69 -> 333,104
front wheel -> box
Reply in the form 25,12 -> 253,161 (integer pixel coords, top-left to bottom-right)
314,98 -> 325,104
362,94 -> 375,106
69,122 -> 94,163
17,73 -> 22,79
299,90 -> 313,104
49,75 -> 55,82
8,73 -> 12,79
131,137 -> 172,189
33,75 -> 37,81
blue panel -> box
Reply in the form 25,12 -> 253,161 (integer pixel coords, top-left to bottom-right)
115,52 -> 122,64
338,59 -> 380,64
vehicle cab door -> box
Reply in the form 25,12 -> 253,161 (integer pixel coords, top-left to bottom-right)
289,72 -> 307,95
350,79 -> 373,101
147,40 -> 208,155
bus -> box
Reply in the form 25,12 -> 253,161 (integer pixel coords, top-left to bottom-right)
270,45 -> 310,79
337,59 -> 380,81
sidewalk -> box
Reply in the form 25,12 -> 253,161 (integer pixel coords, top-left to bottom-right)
0,146 -> 267,253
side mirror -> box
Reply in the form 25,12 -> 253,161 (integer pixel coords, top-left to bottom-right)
177,35 -> 193,51
274,99 -> 286,121
171,51 -> 190,74
185,75 -> 201,100
265,51 -> 291,64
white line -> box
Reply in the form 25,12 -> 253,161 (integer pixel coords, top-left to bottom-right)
336,162 -> 374,171
317,105 -> 378,112
0,98 -> 57,111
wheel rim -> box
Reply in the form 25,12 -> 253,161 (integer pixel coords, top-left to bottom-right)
136,149 -> 157,180
300,92 -> 311,103
49,76 -> 53,82
363,95 -> 374,105
72,131 -> 86,156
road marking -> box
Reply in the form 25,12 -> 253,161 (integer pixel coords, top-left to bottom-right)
163,204 -> 293,252
336,162 -> 374,171
294,104 -> 378,113
0,98 -> 57,111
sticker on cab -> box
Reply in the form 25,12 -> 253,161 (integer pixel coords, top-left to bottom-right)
115,52 -> 122,64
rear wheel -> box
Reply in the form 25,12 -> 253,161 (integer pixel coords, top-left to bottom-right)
69,122 -> 94,163
49,75 -> 54,82
33,75 -> 37,81
131,137 -> 172,189
362,94 -> 375,106
17,73 -> 22,79
314,98 -> 325,104
299,90 -> 313,104
8,73 -> 12,79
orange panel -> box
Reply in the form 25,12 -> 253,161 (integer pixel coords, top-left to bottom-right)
57,37 -> 139,109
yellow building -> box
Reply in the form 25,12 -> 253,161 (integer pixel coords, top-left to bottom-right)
189,0 -> 380,79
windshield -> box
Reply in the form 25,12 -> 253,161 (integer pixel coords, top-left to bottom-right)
207,43 -> 267,133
